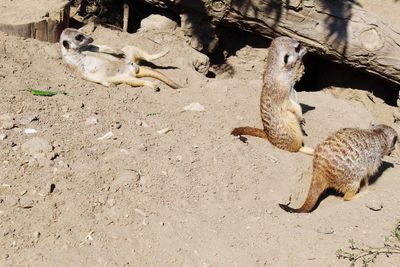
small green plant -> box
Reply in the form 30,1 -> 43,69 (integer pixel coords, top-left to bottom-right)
336,220 -> 400,266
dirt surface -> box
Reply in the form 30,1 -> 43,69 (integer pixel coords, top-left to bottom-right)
0,0 -> 67,24
0,23 -> 400,266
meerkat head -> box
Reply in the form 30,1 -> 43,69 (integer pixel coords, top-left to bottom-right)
60,28 -> 93,51
371,124 -> 398,155
269,37 -> 307,71
264,36 -> 307,86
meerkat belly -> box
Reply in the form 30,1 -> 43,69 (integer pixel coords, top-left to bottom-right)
83,55 -> 127,79
261,106 -> 302,151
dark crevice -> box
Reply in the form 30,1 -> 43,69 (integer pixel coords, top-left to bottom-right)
297,53 -> 400,106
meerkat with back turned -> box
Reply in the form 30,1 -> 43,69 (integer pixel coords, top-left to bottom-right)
279,124 -> 398,213
59,28 -> 181,89
231,36 -> 313,155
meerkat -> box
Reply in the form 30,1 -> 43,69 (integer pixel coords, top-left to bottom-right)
231,36 -> 313,155
59,28 -> 181,89
279,124 -> 398,213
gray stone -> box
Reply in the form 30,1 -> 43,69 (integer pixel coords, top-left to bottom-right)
21,137 -> 53,155
140,14 -> 177,31
19,114 -> 38,125
19,196 -> 34,208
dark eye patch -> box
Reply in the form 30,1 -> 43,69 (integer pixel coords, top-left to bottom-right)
75,34 -> 84,42
284,54 -> 289,64
295,44 -> 301,53
62,40 -> 70,49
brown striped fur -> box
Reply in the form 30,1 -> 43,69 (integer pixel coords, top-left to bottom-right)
280,124 -> 398,213
231,36 -> 312,154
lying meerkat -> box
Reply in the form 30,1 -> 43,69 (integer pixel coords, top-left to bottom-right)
280,124 -> 398,213
231,36 -> 313,155
59,28 -> 181,89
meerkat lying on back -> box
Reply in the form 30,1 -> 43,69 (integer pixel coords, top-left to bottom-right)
232,36 -> 313,155
59,28 -> 181,89
280,124 -> 398,213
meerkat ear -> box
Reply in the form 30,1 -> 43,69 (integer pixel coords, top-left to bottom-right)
62,40 -> 70,49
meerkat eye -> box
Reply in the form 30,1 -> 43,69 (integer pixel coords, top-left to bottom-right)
295,44 -> 301,53
284,54 -> 289,64
75,34 -> 84,42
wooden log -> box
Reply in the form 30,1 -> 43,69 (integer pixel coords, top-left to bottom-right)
138,0 -> 400,85
0,0 -> 70,43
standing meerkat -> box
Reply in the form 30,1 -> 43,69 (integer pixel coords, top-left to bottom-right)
231,36 -> 313,155
59,28 -> 181,89
280,124 -> 398,213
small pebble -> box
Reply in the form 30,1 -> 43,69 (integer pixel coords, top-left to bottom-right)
2,121 -> 15,130
0,133 -> 7,140
365,200 -> 383,211
98,131 -> 113,140
24,128 -> 37,134
85,116 -> 98,125
316,226 -> 334,234
19,114 -> 38,125
4,196 -> 18,207
107,198 -> 116,207
184,103 -> 205,112
0,113 -> 15,130
21,137 -> 53,155
157,128 -> 172,134
19,196 -> 34,208
61,105 -> 69,113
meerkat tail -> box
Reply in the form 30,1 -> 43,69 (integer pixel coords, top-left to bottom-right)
123,0 -> 129,32
279,175 -> 327,213
122,46 -> 169,63
298,146 -> 314,155
136,66 -> 181,89
231,127 -> 268,139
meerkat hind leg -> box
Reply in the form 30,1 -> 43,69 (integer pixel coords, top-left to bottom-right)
343,182 -> 364,201
122,46 -> 168,63
109,75 -> 158,89
343,189 -> 358,201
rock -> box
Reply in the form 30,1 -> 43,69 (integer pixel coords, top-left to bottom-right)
115,169 -> 140,186
135,119 -> 149,127
85,116 -> 98,125
19,196 -> 34,208
24,128 -> 38,134
4,195 -> 18,207
107,198 -> 116,207
192,53 -> 210,75
157,128 -> 173,134
98,131 -> 114,140
61,105 -> 69,113
21,137 -> 53,156
140,14 -> 177,32
316,226 -> 334,234
21,137 -> 53,155
0,133 -> 7,140
0,113 -> 14,130
19,114 -> 38,125
43,45 -> 60,59
184,103 -> 205,112
0,119 -> 15,130
365,200 -> 383,211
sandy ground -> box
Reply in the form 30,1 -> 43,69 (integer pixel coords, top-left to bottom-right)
0,23 -> 400,267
